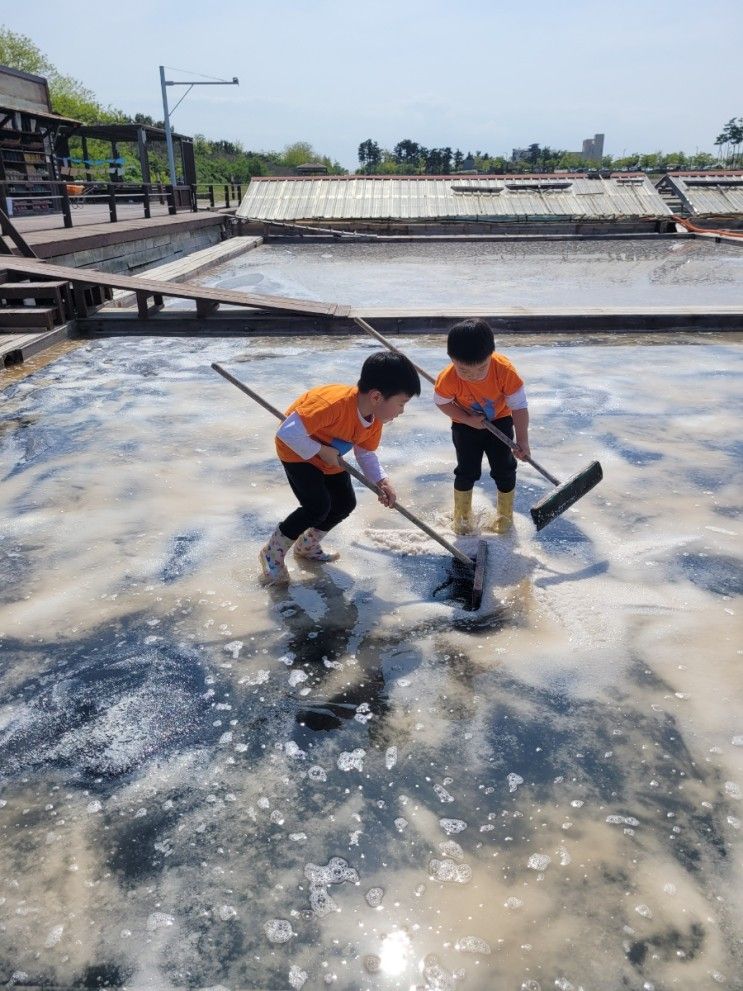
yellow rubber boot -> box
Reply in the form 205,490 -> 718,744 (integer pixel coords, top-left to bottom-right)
487,488 -> 515,534
453,488 -> 475,535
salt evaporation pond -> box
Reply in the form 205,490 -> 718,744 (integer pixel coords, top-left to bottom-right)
197,239 -> 743,309
1,332 -> 742,990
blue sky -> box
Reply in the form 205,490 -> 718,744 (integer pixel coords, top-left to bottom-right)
4,0 -> 742,168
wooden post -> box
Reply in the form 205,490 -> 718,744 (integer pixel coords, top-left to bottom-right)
224,184 -> 230,209
59,182 -> 73,229
143,185 -> 151,219
137,126 -> 151,185
191,184 -> 198,212
136,290 -> 149,319
196,298 -> 219,318
167,185 -> 177,215
208,185 -> 215,208
107,184 -> 117,222
72,282 -> 89,318
81,136 -> 92,182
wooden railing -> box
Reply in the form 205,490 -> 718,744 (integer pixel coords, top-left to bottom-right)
194,183 -> 243,209
0,180 -> 245,230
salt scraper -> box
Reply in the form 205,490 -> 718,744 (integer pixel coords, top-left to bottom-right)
211,363 -> 487,610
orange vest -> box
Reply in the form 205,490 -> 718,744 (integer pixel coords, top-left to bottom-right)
434,353 -> 524,420
276,384 -> 382,475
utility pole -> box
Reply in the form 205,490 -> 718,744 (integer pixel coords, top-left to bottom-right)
159,67 -> 239,189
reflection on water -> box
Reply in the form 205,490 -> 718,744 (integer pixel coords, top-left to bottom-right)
1,334 -> 742,989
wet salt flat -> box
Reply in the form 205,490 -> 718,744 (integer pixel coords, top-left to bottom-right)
1,333 -> 742,990
198,240 -> 743,309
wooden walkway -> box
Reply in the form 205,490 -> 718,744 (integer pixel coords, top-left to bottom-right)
108,235 -> 262,307
0,256 -> 349,317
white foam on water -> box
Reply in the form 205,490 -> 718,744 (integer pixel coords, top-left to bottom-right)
263,918 -> 295,943
527,853 -> 551,871
337,749 -> 366,772
288,964 -> 308,989
507,772 -> 524,793
439,818 -> 467,835
428,858 -> 473,883
455,935 -> 491,955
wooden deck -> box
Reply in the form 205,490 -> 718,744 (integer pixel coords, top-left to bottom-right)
1,210 -> 231,259
0,325 -> 70,366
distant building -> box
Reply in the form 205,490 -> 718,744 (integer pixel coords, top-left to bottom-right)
581,133 -> 605,163
511,148 -> 530,163
295,162 -> 328,176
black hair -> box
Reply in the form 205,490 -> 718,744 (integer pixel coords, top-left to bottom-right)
446,319 -> 495,363
357,351 -> 421,398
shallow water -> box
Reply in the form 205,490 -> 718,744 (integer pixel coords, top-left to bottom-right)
200,240 -> 743,309
1,334 -> 742,990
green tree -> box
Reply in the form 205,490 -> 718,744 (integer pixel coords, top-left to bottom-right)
281,141 -> 315,167
394,139 -> 423,168
714,117 -> 743,166
358,138 -> 381,172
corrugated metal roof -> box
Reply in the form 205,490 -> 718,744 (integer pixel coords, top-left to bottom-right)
236,174 -> 671,222
663,172 -> 743,216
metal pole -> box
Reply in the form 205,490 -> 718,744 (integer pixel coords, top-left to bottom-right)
160,65 -> 177,189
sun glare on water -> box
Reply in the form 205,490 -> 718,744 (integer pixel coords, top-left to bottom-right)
379,929 -> 413,977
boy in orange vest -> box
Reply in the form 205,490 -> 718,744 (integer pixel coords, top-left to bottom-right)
434,319 -> 530,535
260,352 -> 421,584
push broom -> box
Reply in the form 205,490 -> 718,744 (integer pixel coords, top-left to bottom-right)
211,363 -> 488,610
353,318 -> 603,531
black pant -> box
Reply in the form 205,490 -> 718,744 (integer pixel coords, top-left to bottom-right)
278,460 -> 357,541
452,415 -> 517,493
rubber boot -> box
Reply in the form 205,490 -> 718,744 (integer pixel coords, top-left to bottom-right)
294,528 -> 340,563
453,488 -> 475,535
259,527 -> 295,585
487,488 -> 515,534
